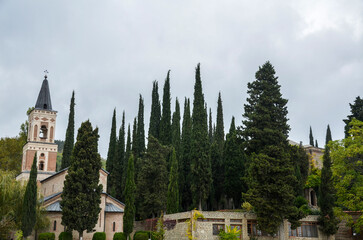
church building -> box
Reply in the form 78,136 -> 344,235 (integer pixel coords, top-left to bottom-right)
17,75 -> 125,240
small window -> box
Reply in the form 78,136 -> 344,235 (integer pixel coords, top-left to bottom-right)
113,222 -> 116,232
39,161 -> 44,171
53,220 -> 56,231
289,222 -> 318,238
213,224 -> 225,235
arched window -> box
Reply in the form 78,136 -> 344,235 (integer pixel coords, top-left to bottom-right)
40,125 -> 48,139
53,220 -> 57,231
39,161 -> 44,171
113,222 -> 116,232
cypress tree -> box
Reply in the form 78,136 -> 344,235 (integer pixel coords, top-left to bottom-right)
112,111 -> 126,200
123,154 -> 136,239
215,92 -> 225,151
136,95 -> 145,158
160,70 -> 172,145
137,136 -> 169,218
61,121 -> 102,239
149,81 -> 161,139
309,126 -> 314,146
224,117 -> 246,209
243,62 -> 299,234
343,96 -> 363,138
242,61 -> 290,154
326,125 -> 332,145
167,148 -> 179,214
122,124 -> 132,199
288,145 -> 309,197
208,108 -> 213,144
318,146 -> 340,235
132,118 -> 137,157
315,139 -> 319,148
21,153 -> 37,238
61,91 -> 75,169
179,98 -> 192,211
171,98 -> 181,162
106,109 -> 117,194
190,63 -> 212,210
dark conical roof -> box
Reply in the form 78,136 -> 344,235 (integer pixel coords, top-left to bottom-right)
35,75 -> 53,110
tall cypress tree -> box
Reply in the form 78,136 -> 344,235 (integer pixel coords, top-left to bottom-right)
160,70 -> 172,145
123,154 -> 136,239
309,126 -> 314,146
243,62 -> 299,234
326,125 -> 332,145
106,109 -> 117,193
61,91 -> 75,169
315,139 -> 319,148
136,95 -> 145,158
190,63 -> 212,210
318,146 -> 340,235
167,148 -> 179,214
208,108 -> 213,144
224,117 -> 246,209
112,111 -> 126,200
132,118 -> 138,158
21,153 -> 37,238
61,121 -> 102,239
180,98 -> 192,211
149,81 -> 161,139
171,98 -> 181,162
343,96 -> 363,138
122,124 -> 132,199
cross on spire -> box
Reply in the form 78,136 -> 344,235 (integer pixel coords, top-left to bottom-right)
44,70 -> 49,79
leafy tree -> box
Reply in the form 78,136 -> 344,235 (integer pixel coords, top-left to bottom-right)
0,137 -> 24,173
326,125 -> 332,145
224,117 -> 246,209
106,109 -> 117,193
330,119 -> 363,233
190,63 -> 212,210
137,136 -> 169,218
343,96 -> 363,138
180,98 -> 192,211
167,148 -> 179,214
309,126 -> 314,146
61,91 -> 75,169
242,61 -> 290,155
149,81 -> 161,140
160,70 -> 172,145
123,154 -> 136,239
0,170 -> 25,239
21,153 -> 38,238
318,145 -> 340,235
171,98 -> 181,164
61,121 -> 102,240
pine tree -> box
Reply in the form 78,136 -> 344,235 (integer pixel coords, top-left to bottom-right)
171,98 -> 181,162
343,96 -> 363,138
21,153 -> 37,238
242,62 -> 290,154
137,136 -> 169,218
61,91 -> 75,169
160,70 -> 172,145
224,117 -> 246,209
106,109 -> 117,194
123,154 -> 136,239
112,111 -> 126,200
149,81 -> 161,139
326,125 -> 332,145
243,62 -> 299,234
136,95 -> 145,158
309,126 -> 314,146
208,108 -> 213,144
180,98 -> 192,211
190,63 -> 212,210
61,121 -> 102,239
318,146 -> 340,235
167,148 -> 179,214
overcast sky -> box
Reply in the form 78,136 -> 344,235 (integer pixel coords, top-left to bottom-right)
1,1 -> 362,158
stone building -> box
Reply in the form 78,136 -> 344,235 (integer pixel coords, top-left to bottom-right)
17,75 -> 125,240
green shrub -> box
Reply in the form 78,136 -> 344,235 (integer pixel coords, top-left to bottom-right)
38,232 -> 55,240
133,231 -> 152,240
92,232 -> 106,240
59,232 -> 72,240
113,232 -> 126,240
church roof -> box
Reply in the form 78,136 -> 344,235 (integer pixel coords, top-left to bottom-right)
105,203 -> 124,213
45,201 -> 61,212
35,75 -> 53,111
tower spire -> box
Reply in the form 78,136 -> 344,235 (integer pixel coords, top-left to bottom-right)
35,73 -> 53,110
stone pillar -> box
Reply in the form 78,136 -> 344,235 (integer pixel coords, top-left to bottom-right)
242,216 -> 249,240
278,220 -> 289,240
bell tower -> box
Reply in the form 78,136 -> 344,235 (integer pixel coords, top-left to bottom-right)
17,74 -> 58,181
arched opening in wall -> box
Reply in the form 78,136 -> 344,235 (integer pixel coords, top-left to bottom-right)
113,222 -> 116,232
53,220 -> 56,231
34,125 -> 38,140
310,190 -> 316,206
40,125 -> 48,139
39,161 -> 44,171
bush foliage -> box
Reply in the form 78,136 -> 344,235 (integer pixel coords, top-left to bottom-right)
113,232 -> 126,240
38,232 -> 55,240
58,232 -> 72,240
92,232 -> 106,240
